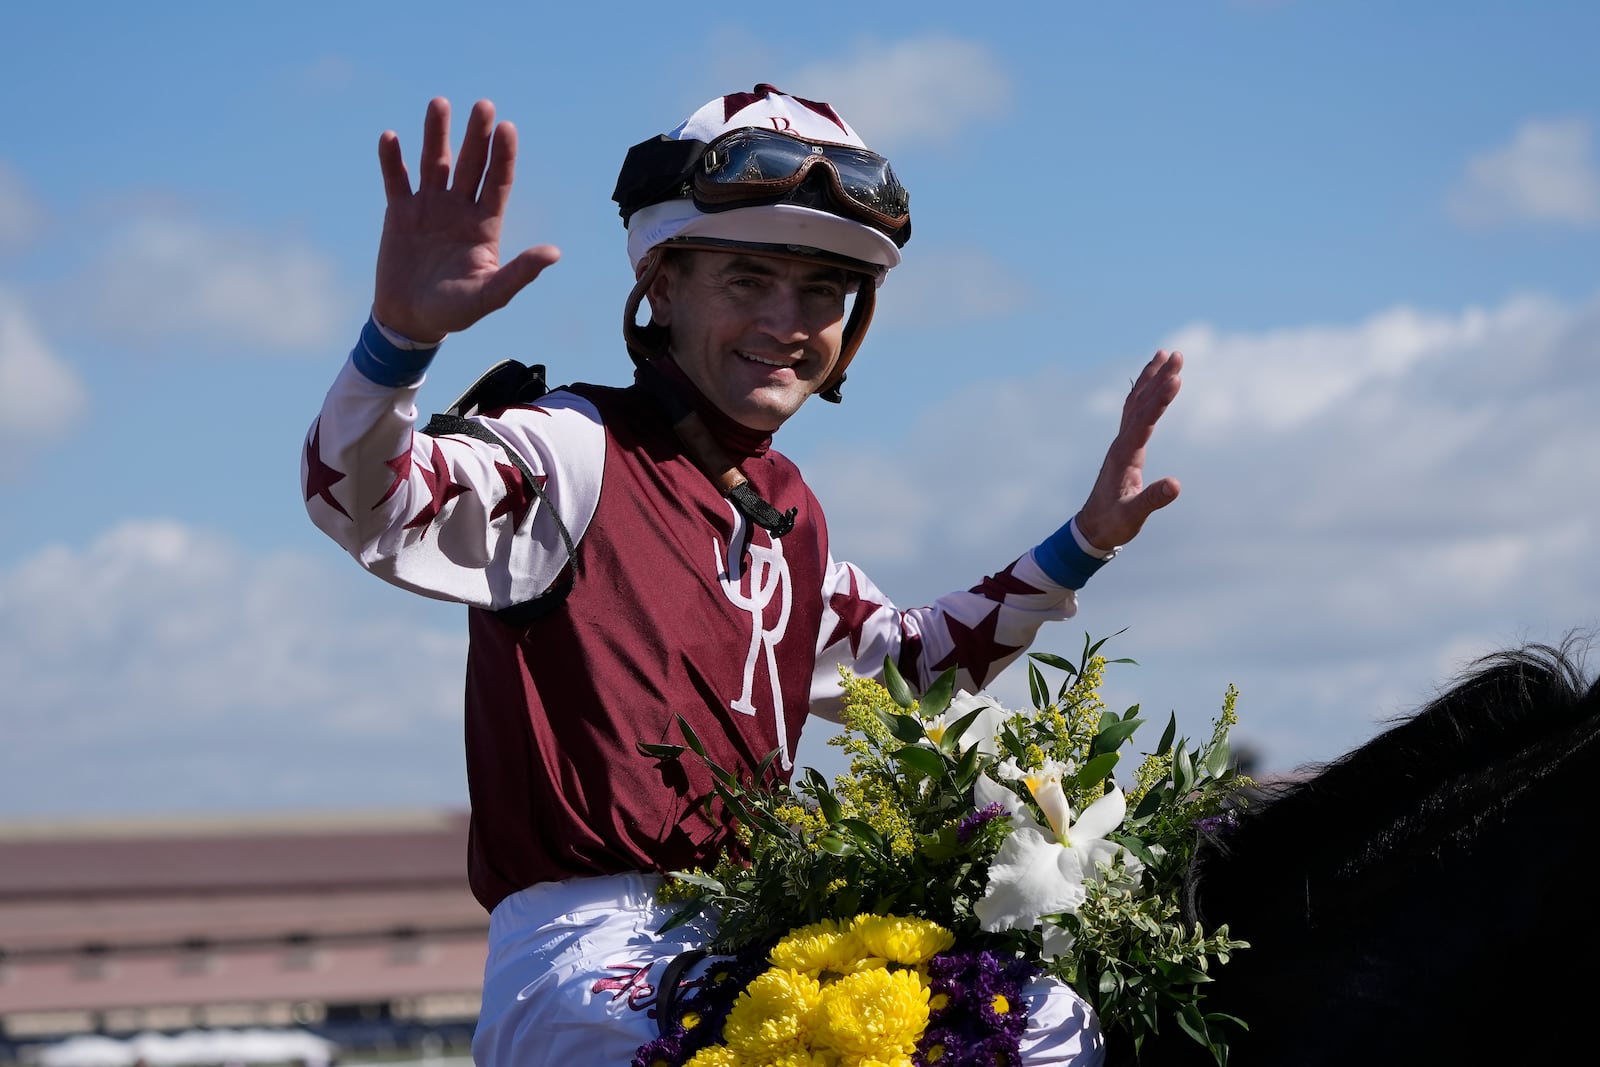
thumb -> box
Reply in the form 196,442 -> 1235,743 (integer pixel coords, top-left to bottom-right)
480,244 -> 562,313
1136,478 -> 1181,517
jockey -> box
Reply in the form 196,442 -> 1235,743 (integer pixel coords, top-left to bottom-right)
301,84 -> 1183,1067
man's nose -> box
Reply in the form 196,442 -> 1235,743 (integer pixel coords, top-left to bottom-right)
755,287 -> 808,341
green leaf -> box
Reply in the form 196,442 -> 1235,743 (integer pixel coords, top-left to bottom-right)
1156,712 -> 1178,757
1091,716 -> 1146,756
1028,662 -> 1047,709
1174,745 -> 1196,796
892,744 -> 948,780
796,777 -> 844,825
837,818 -> 886,852
1204,738 -> 1233,779
953,743 -> 981,789
874,707 -> 927,744
1028,651 -> 1078,676
1176,1002 -> 1210,1047
635,741 -> 686,760
675,714 -> 708,759
920,669 -> 956,718
667,870 -> 726,893
656,901 -> 709,937
753,747 -> 782,782
1074,751 -> 1120,787
882,655 -> 916,709
938,708 -> 985,755
816,833 -> 855,856
1131,787 -> 1166,821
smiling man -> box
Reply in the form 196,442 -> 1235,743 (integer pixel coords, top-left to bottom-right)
302,85 -> 1182,1067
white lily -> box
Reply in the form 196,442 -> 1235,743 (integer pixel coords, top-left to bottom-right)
972,772 -> 1142,958
921,690 -> 1009,756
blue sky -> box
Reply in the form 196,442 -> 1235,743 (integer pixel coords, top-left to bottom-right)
3,1 -> 1598,818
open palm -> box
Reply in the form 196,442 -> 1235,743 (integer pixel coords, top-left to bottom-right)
373,97 -> 560,344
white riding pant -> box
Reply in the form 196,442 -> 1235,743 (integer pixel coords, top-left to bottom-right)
472,872 -> 1104,1067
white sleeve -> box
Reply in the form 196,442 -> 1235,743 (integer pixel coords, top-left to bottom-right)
810,552 -> 1077,718
301,356 -> 604,610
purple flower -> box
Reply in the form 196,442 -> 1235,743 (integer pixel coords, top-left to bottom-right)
630,1031 -> 684,1067
957,802 -> 1006,844
1194,810 -> 1239,835
917,948 -> 1039,1065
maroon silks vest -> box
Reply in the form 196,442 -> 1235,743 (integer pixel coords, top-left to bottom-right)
462,384 -> 827,911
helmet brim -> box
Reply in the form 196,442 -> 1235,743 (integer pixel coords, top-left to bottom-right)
626,200 -> 899,283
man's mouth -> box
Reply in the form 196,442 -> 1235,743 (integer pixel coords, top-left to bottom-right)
737,350 -> 797,369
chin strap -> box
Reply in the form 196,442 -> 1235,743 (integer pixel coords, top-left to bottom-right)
635,359 -> 797,538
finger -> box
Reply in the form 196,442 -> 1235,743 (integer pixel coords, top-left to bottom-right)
478,245 -> 563,314
479,119 -> 519,220
418,97 -> 453,192
1122,477 -> 1182,534
452,99 -> 496,198
377,131 -> 414,204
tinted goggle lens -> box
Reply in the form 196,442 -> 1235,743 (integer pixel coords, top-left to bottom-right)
694,129 -> 909,236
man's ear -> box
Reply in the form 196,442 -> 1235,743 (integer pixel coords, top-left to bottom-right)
644,258 -> 675,327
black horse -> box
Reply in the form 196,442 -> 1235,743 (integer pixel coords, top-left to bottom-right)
1122,639 -> 1600,1066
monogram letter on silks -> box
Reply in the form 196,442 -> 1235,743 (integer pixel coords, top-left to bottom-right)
712,507 -> 794,769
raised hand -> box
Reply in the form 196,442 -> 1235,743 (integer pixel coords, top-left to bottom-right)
373,98 -> 561,344
1074,349 -> 1183,550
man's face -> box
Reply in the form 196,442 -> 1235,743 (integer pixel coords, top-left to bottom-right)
648,250 -> 850,432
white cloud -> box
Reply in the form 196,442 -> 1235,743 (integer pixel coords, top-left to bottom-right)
1153,294 -> 1565,439
0,287 -> 88,443
81,214 -> 349,352
0,162 -> 42,252
789,35 -> 1012,150
802,290 -> 1600,774
1448,117 -> 1600,229
0,521 -> 468,816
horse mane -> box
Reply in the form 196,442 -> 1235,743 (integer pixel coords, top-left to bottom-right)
1140,637 -> 1600,1066
1191,637 -> 1593,904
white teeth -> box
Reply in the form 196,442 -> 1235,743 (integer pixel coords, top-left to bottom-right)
738,351 -> 793,368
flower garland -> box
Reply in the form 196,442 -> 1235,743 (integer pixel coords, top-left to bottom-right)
633,916 -> 1037,1067
637,636 -> 1251,1066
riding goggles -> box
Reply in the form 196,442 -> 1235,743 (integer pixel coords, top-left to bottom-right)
692,128 -> 911,247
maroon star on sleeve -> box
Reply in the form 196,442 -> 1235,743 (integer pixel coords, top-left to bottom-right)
489,461 -> 546,529
824,566 -> 884,658
403,440 -> 470,536
931,606 -> 1023,689
373,440 -> 415,508
970,560 -> 1045,603
302,419 -> 351,519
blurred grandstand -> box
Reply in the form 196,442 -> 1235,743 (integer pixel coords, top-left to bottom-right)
0,811 -> 485,1066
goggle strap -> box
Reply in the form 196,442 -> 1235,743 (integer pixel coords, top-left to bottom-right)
819,280 -> 875,402
613,135 -> 710,222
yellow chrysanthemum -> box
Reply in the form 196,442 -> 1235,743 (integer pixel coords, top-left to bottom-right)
850,914 -> 955,966
813,967 -> 929,1059
768,1051 -> 838,1067
771,919 -> 867,977
684,1047 -> 741,1067
847,1057 -> 915,1067
722,968 -> 823,1058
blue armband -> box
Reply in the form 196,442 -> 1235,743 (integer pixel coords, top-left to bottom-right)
1033,517 -> 1118,590
351,316 -> 440,387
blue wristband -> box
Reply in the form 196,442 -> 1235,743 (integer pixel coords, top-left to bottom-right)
352,316 -> 440,387
1033,519 -> 1116,590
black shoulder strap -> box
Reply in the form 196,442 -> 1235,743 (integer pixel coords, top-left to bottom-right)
421,360 -> 577,625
